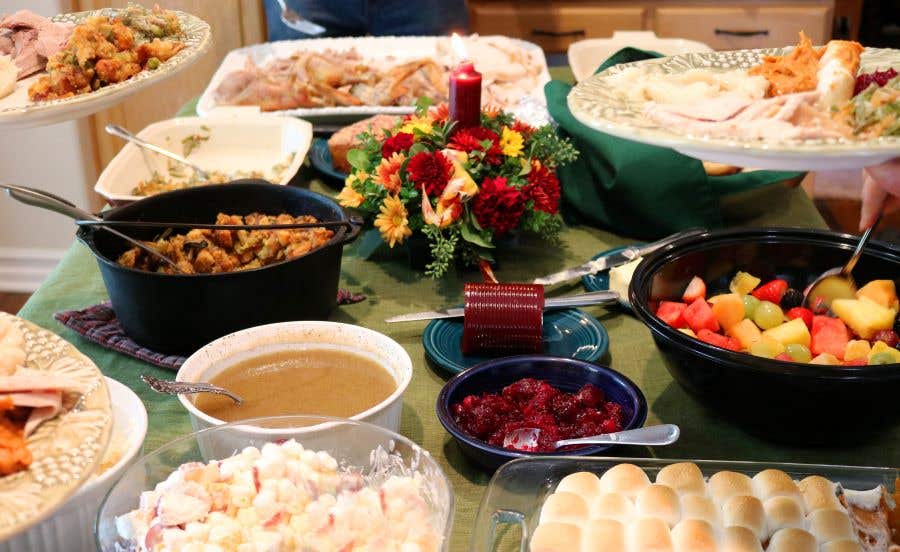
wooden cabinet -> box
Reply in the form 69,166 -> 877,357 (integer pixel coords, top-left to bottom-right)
469,2 -> 645,53
469,1 -> 835,53
653,6 -> 832,50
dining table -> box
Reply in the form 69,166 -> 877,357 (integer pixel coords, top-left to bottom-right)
16,79 -> 900,551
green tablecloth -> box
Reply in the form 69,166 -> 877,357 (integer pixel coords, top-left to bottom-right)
23,178 -> 900,550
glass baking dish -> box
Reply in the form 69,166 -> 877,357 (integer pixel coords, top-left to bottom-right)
471,456 -> 899,552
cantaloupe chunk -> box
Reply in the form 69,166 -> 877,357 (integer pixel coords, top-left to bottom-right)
831,297 -> 896,339
869,341 -> 900,363
844,340 -> 872,361
810,353 -> 841,365
856,280 -> 899,311
762,318 -> 811,347
727,318 -> 762,350
711,293 -> 745,331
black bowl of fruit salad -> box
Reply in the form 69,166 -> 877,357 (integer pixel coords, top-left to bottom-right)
629,228 -> 900,443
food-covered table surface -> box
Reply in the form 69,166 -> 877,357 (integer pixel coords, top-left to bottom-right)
22,173 -> 900,549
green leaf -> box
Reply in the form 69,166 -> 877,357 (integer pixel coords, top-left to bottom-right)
415,96 -> 434,116
460,221 -> 495,249
347,149 -> 370,171
407,142 -> 428,156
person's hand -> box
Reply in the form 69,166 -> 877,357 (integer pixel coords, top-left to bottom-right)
860,158 -> 900,230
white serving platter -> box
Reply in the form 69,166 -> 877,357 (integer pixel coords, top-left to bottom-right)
197,35 -> 551,125
95,112 -> 312,204
0,8 -> 210,130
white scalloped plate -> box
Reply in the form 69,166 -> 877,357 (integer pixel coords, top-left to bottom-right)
568,47 -> 900,171
0,313 -> 112,541
197,35 -> 550,124
0,8 -> 211,130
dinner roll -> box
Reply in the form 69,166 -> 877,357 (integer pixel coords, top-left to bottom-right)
820,539 -> 865,552
722,495 -> 766,540
557,471 -> 603,502
708,471 -> 754,507
807,508 -> 855,543
720,526 -> 764,552
590,492 -> 634,523
656,462 -> 706,496
767,527 -> 817,552
763,496 -> 804,537
680,494 -> 718,525
751,469 -> 800,502
530,522 -> 582,552
539,491 -> 589,524
581,519 -> 626,552
671,519 -> 717,552
636,484 -> 681,527
599,464 -> 651,498
626,518 -> 673,552
798,475 -> 843,513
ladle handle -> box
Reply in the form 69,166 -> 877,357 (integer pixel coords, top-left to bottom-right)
1,183 -> 98,221
841,214 -> 881,277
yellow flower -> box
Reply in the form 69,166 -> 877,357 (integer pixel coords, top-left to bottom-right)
375,152 -> 405,194
500,126 -> 524,157
336,175 -> 365,208
399,115 -> 433,136
374,195 -> 412,248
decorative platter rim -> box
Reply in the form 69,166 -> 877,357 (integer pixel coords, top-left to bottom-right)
567,46 -> 900,156
0,312 -> 112,540
0,8 -> 212,121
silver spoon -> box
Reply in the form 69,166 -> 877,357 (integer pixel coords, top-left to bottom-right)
275,0 -> 325,35
105,123 -> 212,181
502,423 -> 680,452
141,374 -> 244,405
0,183 -> 183,273
803,215 -> 882,309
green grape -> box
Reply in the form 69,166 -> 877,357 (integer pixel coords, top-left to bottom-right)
753,301 -> 784,330
785,343 -> 812,363
869,352 -> 897,365
750,340 -> 779,358
742,295 -> 760,318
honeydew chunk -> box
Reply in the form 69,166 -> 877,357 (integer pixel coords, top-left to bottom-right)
856,280 -> 898,311
843,340 -> 872,362
830,297 -> 896,340
762,318 -> 811,347
869,341 -> 900,363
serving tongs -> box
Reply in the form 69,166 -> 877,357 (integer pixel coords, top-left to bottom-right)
0,183 -> 184,273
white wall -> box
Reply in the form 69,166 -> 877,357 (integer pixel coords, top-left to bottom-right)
0,0 -> 94,292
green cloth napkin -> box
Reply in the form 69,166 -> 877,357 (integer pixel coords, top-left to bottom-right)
546,48 -> 804,240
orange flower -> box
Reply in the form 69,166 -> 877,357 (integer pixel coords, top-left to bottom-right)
482,104 -> 503,118
428,102 -> 450,124
374,195 -> 412,247
375,152 -> 406,194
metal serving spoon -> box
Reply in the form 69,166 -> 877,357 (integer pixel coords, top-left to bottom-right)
503,423 -> 680,452
105,123 -> 213,181
275,0 -> 325,35
0,183 -> 182,273
141,374 -> 244,405
803,215 -> 882,309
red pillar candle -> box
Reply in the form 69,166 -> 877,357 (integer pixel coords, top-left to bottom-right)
449,60 -> 482,130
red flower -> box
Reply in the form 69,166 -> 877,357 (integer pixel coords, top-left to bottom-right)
511,119 -> 535,137
473,176 -> 526,235
449,127 -> 502,164
407,151 -> 453,196
381,132 -> 415,158
524,163 -> 560,214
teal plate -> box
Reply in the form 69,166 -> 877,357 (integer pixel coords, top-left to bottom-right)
308,137 -> 347,187
423,308 -> 609,374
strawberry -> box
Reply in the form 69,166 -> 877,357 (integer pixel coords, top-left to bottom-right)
751,279 -> 789,304
785,307 -> 814,330
657,301 -> 688,328
696,329 -> 741,351
682,276 -> 707,303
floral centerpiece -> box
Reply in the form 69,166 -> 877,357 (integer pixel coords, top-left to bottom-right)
336,100 -> 578,277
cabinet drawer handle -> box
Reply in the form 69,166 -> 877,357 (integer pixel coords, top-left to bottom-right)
714,28 -> 769,37
531,28 -> 586,38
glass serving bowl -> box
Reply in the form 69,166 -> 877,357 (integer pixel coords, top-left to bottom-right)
95,415 -> 454,551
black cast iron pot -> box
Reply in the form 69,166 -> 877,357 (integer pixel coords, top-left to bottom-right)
77,181 -> 360,355
629,228 -> 900,444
